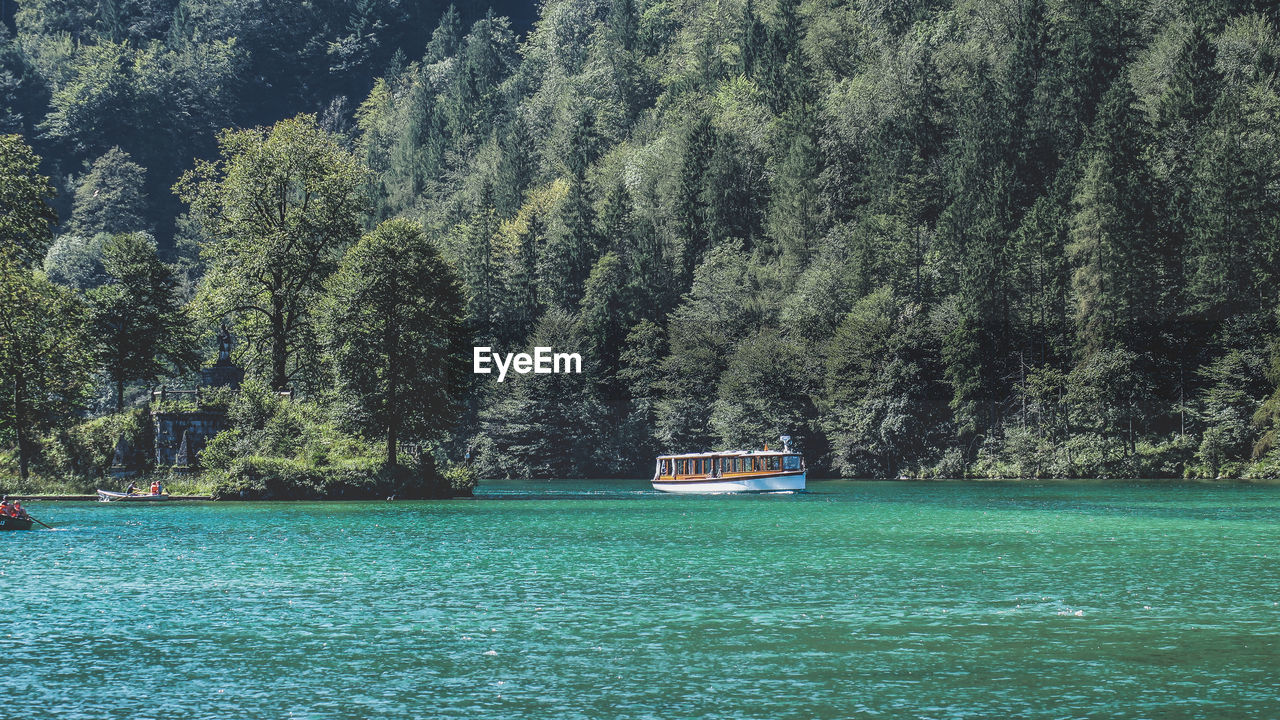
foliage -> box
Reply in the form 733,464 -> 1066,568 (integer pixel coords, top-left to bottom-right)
9,1 -> 1280,483
86,232 -> 200,410
441,462 -> 477,496
177,114 -> 370,392
203,379 -> 461,498
0,256 -> 93,480
0,134 -> 58,267
69,147 -> 149,236
39,407 -> 150,480
43,232 -> 109,289
321,218 -> 467,465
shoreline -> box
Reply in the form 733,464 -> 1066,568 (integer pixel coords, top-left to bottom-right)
8,494 -> 214,502
8,476 -> 1279,502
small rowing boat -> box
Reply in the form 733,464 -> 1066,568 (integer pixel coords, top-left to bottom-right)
0,515 -> 34,531
97,490 -> 170,503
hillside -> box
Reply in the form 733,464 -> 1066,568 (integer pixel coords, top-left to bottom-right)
4,0 -> 1280,480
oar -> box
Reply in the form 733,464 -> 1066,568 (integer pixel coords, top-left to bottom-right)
27,515 -> 52,529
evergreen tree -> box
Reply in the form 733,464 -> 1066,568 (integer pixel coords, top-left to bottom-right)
540,114 -> 599,310
711,328 -> 816,450
70,147 -> 150,236
1068,81 -> 1163,355
86,232 -> 199,410
479,309 -> 603,477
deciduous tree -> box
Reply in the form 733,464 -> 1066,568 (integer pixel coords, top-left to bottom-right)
176,114 -> 370,391
322,218 -> 467,466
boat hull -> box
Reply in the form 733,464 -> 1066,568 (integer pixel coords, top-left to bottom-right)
652,472 -> 806,494
0,516 -> 34,531
97,490 -> 170,502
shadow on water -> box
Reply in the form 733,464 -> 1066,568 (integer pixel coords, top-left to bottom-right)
473,477 -> 1280,523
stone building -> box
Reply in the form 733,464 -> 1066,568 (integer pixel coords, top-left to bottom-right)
151,324 -> 244,469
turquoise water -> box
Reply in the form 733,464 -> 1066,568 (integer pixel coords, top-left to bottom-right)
3,480 -> 1279,719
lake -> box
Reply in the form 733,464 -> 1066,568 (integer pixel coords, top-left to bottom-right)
3,479 -> 1279,719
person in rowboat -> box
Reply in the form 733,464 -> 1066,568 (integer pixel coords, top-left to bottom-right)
150,480 -> 160,495
125,481 -> 139,495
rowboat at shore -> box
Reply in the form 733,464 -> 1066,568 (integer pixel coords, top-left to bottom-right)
653,436 -> 806,493
0,515 -> 34,531
97,490 -> 171,502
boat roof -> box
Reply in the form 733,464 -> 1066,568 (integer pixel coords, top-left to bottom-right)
657,450 -> 797,459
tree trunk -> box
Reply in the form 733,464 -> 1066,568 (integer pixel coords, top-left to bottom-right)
116,378 -> 125,411
386,423 -> 398,468
14,371 -> 28,482
271,310 -> 288,391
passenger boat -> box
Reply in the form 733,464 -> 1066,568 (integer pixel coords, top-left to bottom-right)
653,436 -> 806,493
0,515 -> 34,531
97,490 -> 170,502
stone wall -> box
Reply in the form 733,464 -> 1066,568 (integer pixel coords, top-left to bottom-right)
153,410 -> 228,467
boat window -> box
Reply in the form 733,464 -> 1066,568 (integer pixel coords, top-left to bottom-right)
662,459 -> 672,474
731,458 -> 740,473
783,455 -> 800,470
750,457 -> 761,472
767,456 -> 780,471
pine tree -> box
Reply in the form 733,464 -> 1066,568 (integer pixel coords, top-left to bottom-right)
70,147 -> 149,236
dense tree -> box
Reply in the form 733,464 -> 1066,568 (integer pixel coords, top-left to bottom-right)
0,256 -> 92,481
322,218 -> 467,466
478,309 -> 603,478
711,328 -> 816,450
42,232 -> 109,289
176,114 -> 369,391
69,147 -> 149,236
8,0 -> 1280,482
0,134 -> 57,266
86,232 -> 199,410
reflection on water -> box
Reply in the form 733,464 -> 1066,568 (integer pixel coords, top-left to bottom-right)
3,480 -> 1279,719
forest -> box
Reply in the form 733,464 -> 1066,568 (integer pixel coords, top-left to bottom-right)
2,0 -> 1280,487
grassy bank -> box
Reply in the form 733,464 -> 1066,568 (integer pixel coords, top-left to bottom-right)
1,472 -> 218,497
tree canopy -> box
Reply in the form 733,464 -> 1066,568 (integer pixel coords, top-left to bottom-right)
177,114 -> 369,391
322,218 -> 467,465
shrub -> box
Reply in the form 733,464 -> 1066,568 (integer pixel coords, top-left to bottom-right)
441,463 -> 478,496
210,455 -> 464,500
39,409 -> 152,480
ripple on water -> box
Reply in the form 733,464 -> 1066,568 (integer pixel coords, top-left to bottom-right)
2,481 -> 1280,719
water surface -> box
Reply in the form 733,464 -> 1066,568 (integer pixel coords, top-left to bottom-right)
3,480 -> 1279,719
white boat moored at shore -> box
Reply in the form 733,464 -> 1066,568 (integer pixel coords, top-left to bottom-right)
97,490 -> 171,502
